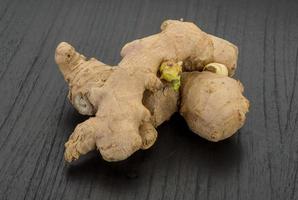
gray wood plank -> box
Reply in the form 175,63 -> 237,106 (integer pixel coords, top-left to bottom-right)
0,0 -> 298,199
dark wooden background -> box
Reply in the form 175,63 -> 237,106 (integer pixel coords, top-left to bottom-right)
0,0 -> 298,199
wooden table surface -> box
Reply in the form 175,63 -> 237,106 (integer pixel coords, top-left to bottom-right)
0,0 -> 298,199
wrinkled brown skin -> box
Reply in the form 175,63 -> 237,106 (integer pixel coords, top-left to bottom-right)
142,85 -> 179,127
55,20 -> 246,162
209,35 -> 238,76
55,43 -> 113,115
180,72 -> 249,141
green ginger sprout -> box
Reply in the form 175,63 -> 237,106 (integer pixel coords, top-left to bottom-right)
159,61 -> 182,92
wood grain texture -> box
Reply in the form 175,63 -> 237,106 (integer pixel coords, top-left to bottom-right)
0,0 -> 297,199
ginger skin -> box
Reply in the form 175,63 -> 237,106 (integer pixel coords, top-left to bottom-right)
180,71 -> 249,141
55,20 -> 248,162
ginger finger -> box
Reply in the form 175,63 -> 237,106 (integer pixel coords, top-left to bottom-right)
55,42 -> 113,115
139,122 -> 158,150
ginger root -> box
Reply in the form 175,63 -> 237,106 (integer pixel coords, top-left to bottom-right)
55,20 -> 249,162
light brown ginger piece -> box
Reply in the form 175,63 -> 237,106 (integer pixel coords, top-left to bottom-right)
180,71 -> 249,142
55,19 -> 244,162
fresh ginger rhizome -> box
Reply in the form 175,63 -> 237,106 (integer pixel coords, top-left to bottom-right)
55,20 -> 249,162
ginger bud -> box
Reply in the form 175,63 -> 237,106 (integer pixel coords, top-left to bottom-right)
159,61 -> 182,91
204,63 -> 228,76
